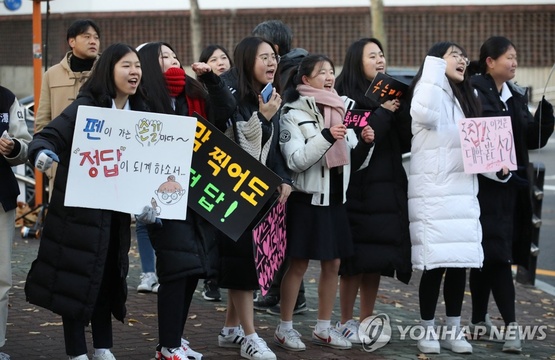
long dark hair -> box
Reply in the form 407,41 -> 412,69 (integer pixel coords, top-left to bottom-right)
335,37 -> 384,107
284,54 -> 334,91
478,36 -> 516,75
138,41 -> 207,114
80,43 -> 143,107
233,36 -> 281,102
409,41 -> 481,118
199,44 -> 233,67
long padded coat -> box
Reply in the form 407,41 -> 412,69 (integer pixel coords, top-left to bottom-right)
24,93 -> 145,322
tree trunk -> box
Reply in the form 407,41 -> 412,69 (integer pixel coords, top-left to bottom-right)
370,0 -> 387,54
189,0 -> 202,62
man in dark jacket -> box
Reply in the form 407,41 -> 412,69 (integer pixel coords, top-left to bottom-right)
0,85 -> 32,360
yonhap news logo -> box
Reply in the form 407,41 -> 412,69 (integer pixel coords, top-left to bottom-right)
358,313 -> 392,352
396,324 -> 547,342
357,314 -> 548,352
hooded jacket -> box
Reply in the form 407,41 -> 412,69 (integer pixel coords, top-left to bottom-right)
25,91 -> 147,322
409,56 -> 485,270
0,86 -> 32,211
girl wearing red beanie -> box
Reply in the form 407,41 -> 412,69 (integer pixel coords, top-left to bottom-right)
137,42 -> 236,360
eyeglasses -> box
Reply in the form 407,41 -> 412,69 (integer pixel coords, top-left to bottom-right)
451,52 -> 470,67
257,53 -> 281,65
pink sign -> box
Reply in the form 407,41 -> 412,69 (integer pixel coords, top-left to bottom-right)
252,201 -> 287,296
458,116 -> 517,174
344,109 -> 372,129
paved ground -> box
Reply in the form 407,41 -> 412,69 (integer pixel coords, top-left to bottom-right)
2,226 -> 555,359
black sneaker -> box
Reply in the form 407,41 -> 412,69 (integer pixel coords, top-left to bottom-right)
253,294 -> 279,311
202,280 -> 221,301
267,300 -> 308,316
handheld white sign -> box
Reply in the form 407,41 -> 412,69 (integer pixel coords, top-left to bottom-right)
65,106 -> 196,220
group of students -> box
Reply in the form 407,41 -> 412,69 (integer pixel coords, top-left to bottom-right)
0,17 -> 553,360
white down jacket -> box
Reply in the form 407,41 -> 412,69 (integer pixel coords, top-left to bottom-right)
408,56 -> 485,270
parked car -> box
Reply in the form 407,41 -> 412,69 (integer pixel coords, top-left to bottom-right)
387,67 -> 417,87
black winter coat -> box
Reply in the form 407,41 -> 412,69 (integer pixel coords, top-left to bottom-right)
147,71 -> 236,283
339,94 -> 413,284
25,93 -> 147,322
217,68 -> 292,290
472,74 -> 554,266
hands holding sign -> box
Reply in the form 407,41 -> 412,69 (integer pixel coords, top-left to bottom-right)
361,125 -> 375,144
381,99 -> 401,113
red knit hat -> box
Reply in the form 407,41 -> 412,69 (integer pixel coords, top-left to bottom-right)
164,67 -> 186,97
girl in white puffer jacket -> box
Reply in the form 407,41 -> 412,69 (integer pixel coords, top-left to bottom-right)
408,41 -> 510,355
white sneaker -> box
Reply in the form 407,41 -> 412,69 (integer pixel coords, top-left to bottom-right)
468,313 -> 495,340
440,326 -> 472,354
312,327 -> 352,349
181,338 -> 203,360
158,347 -> 188,360
241,337 -> 276,360
0,352 -> 10,360
336,319 -> 361,344
417,326 -> 440,354
502,322 -> 522,353
137,272 -> 159,293
69,355 -> 89,360
218,326 -> 246,348
92,351 -> 116,360
274,324 -> 306,351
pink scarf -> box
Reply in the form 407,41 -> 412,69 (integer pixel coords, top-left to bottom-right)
297,84 -> 349,168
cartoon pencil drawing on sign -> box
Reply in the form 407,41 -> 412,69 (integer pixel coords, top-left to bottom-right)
151,175 -> 186,216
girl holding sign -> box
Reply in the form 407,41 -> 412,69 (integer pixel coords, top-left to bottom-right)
274,54 -> 374,352
25,43 -> 146,360
408,42 -> 510,355
468,36 -> 554,353
333,37 -> 412,346
136,41 -> 236,360
215,36 -> 293,360
196,44 -> 234,303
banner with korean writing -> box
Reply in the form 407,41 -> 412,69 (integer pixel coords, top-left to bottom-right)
365,72 -> 408,105
252,200 -> 287,296
189,114 -> 282,241
65,105 -> 197,220
458,116 -> 517,174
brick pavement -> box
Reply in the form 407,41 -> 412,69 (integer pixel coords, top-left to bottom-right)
3,229 -> 555,359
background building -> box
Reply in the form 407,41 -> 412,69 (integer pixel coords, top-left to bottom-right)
1,1 -> 554,104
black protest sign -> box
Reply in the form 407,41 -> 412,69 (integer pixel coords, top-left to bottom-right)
365,72 -> 408,104
188,114 -> 282,241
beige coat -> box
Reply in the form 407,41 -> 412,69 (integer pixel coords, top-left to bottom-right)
35,51 -> 97,132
